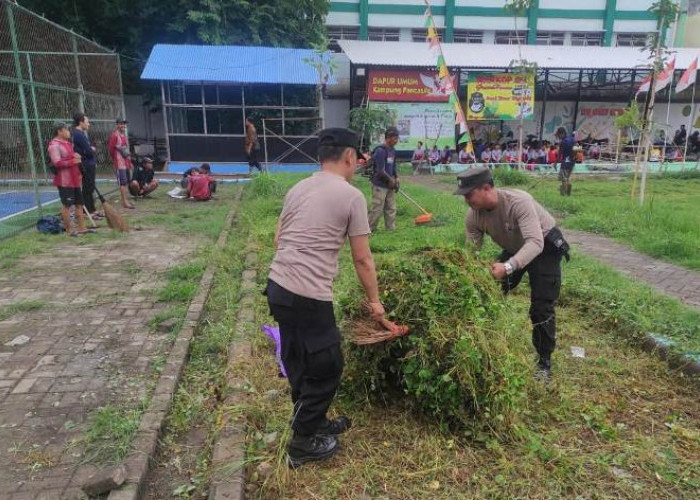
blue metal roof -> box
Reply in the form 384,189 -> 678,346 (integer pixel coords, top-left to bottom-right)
140,44 -> 335,85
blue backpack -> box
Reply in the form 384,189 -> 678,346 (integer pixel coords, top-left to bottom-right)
36,215 -> 65,234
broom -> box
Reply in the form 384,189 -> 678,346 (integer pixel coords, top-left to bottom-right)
94,185 -> 129,232
349,317 -> 410,345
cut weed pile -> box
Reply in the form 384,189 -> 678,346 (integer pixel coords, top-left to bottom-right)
341,248 -> 529,437
230,173 -> 700,499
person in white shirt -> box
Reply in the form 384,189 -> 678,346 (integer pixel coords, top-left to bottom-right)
491,145 -> 503,165
458,146 -> 475,164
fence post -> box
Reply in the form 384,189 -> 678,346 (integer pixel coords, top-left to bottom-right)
25,53 -> 49,177
72,33 -> 85,113
7,1 -> 43,216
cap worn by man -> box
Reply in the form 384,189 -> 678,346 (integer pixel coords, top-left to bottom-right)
453,166 -> 493,196
116,118 -> 128,124
318,128 -> 361,155
385,126 -> 399,138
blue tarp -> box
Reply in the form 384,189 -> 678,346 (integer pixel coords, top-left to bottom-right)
141,44 -> 335,85
167,162 -> 319,175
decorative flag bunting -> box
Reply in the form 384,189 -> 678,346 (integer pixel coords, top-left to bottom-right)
676,57 -> 698,94
423,0 -> 473,153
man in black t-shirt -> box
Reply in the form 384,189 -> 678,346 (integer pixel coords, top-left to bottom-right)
129,156 -> 159,197
556,127 -> 575,196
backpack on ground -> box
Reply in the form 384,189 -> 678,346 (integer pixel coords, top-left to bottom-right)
36,215 -> 64,234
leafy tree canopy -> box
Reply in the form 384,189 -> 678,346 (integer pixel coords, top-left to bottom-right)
18,0 -> 329,93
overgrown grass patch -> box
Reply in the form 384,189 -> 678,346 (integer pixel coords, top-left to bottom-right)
231,172 -> 700,498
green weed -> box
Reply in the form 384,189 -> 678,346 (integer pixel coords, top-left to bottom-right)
0,300 -> 45,321
82,404 -> 146,464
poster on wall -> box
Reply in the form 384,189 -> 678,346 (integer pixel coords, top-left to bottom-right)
369,102 -> 454,150
368,70 -> 455,102
466,73 -> 535,120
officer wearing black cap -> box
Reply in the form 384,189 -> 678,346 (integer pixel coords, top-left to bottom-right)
368,126 -> 400,231
455,167 -> 570,379
129,156 -> 159,197
266,128 -> 387,467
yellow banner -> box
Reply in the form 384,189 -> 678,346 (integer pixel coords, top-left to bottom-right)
466,72 -> 534,120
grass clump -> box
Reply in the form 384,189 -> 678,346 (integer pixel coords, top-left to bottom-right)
493,167 -> 529,186
341,248 -> 529,437
157,261 -> 206,303
0,299 -> 45,321
248,173 -> 284,198
82,404 -> 145,464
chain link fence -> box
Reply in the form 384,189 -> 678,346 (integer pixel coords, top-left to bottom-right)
0,0 -> 125,239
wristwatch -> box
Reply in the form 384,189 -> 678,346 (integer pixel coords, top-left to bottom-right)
504,262 -> 514,275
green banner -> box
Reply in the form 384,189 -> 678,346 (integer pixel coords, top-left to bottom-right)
369,102 -> 455,151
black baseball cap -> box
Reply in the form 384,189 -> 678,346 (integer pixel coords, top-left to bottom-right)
385,126 -> 399,138
116,117 -> 129,124
317,128 -> 361,155
453,166 -> 493,196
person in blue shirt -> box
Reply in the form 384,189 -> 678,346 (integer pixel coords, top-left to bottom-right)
556,127 -> 575,196
72,112 -> 99,218
368,127 -> 399,231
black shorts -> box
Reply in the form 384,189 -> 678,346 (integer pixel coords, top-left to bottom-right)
57,187 -> 84,207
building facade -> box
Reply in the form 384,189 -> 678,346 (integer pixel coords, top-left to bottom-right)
327,0 -> 684,50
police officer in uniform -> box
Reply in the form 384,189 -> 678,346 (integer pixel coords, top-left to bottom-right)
454,167 -> 570,379
266,128 -> 386,467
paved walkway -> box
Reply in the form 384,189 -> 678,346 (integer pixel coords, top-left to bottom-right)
405,175 -> 700,312
0,228 -> 196,499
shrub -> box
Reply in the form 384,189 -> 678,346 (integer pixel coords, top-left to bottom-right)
248,173 -> 284,198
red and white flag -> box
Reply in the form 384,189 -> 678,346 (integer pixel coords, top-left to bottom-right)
635,57 -> 677,97
635,75 -> 652,97
676,57 -> 698,94
654,57 -> 676,93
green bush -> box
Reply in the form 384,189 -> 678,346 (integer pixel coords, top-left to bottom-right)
493,167 -> 529,186
341,248 -> 530,438
657,169 -> 700,180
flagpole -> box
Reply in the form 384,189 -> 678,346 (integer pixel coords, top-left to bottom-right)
423,0 -> 472,154
683,79 -> 697,168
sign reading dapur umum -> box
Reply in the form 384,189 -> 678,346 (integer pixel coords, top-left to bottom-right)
368,69 -> 455,102
466,72 -> 535,120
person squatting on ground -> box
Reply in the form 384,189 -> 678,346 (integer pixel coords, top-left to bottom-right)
245,117 -> 263,174
455,166 -> 570,380
48,121 -> 91,237
186,163 -> 216,201
108,118 -> 134,209
368,127 -> 399,232
266,128 -> 386,467
129,156 -> 159,197
556,127 -> 576,196
71,112 -> 100,220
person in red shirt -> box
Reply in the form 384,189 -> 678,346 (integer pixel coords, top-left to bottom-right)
187,163 -> 216,201
108,118 -> 134,209
47,121 -> 89,236
548,145 -> 559,171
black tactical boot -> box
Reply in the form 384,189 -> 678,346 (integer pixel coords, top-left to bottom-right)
317,416 -> 352,436
287,434 -> 339,468
535,356 -> 552,382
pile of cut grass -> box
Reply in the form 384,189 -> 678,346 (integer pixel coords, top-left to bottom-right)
341,247 -> 530,438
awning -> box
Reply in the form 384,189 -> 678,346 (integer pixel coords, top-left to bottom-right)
141,44 -> 336,85
338,40 -> 699,71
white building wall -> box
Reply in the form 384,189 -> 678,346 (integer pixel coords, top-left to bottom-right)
327,12 -> 360,26
617,0 -> 655,10
453,16 -> 528,30
540,0 -> 606,8
538,19 -> 604,31
368,13 -> 445,28
455,0 -> 508,7
613,20 -> 658,33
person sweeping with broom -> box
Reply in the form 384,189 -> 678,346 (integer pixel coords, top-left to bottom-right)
266,128 -> 389,468
454,167 -> 570,381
